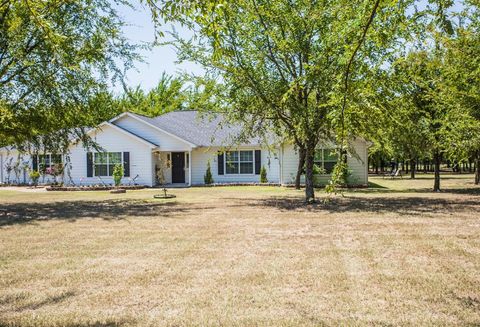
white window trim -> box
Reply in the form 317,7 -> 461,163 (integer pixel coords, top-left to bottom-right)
37,154 -> 63,172
93,152 -> 123,177
224,150 -> 255,175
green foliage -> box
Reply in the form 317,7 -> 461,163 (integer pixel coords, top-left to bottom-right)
204,161 -> 214,185
29,170 -> 40,187
159,0 -> 411,202
117,73 -> 188,117
441,25 -> 480,165
112,164 -> 124,187
325,159 -> 350,195
260,166 -> 268,183
108,72 -> 219,119
0,0 -> 139,151
312,164 -> 326,176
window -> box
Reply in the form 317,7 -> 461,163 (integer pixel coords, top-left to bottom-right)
185,153 -> 189,169
314,148 -> 338,174
225,150 -> 254,174
94,152 -> 122,177
37,154 -> 62,171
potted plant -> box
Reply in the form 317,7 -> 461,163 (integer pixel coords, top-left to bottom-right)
29,170 -> 40,188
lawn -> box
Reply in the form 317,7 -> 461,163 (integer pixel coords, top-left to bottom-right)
0,174 -> 479,326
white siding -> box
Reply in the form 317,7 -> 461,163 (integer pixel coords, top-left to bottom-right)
0,150 -> 31,184
67,125 -> 154,186
347,138 -> 368,185
280,144 -> 303,185
191,146 -> 281,185
280,139 -> 368,186
113,115 -> 192,152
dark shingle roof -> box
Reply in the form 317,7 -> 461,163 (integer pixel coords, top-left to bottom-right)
128,111 -> 267,147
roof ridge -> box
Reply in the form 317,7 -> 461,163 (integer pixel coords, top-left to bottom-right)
126,111 -> 151,119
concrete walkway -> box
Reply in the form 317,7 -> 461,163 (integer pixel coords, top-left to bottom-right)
0,186 -> 47,193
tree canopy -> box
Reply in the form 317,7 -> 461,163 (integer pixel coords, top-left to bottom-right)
0,0 -> 140,150
146,0 -> 415,201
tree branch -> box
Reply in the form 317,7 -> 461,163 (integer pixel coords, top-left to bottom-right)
340,0 -> 381,144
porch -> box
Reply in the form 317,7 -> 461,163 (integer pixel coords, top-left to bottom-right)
152,150 -> 192,187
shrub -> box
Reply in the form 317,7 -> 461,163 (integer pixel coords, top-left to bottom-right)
204,161 -> 214,185
325,161 -> 351,195
260,166 -> 268,183
112,164 -> 124,187
29,170 -> 40,187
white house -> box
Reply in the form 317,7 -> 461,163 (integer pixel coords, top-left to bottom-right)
0,111 -> 369,187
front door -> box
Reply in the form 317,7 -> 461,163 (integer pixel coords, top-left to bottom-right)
171,152 -> 185,183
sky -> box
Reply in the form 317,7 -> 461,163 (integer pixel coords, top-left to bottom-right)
115,3 -> 203,93
116,1 -> 465,93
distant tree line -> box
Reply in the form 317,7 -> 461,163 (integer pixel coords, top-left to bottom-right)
1,0 -> 479,202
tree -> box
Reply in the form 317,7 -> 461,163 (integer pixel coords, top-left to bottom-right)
113,164 -> 124,187
0,0 -> 139,150
117,73 -> 188,117
260,166 -> 268,183
387,50 -> 452,191
29,170 -> 40,188
386,55 -> 437,180
158,0 -> 409,202
440,7 -> 480,185
375,0 -> 472,191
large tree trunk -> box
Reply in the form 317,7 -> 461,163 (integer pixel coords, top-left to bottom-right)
475,152 -> 480,185
304,143 -> 315,203
410,159 -> 416,179
295,145 -> 306,190
433,151 -> 441,192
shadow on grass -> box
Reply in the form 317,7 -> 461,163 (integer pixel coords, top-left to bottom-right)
17,291 -> 76,311
2,189 -> 479,227
226,195 -> 480,216
354,186 -> 480,195
367,181 -> 388,189
0,200 -> 210,227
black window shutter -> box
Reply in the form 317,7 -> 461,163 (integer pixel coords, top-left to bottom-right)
123,152 -> 130,177
217,152 -> 224,175
255,150 -> 261,174
86,152 -> 93,177
32,155 -> 38,171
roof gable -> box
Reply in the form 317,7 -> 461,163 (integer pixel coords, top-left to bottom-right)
109,111 -> 268,147
85,122 -> 158,149
110,112 -> 197,148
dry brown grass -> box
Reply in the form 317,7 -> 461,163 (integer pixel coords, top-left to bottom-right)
0,174 -> 479,326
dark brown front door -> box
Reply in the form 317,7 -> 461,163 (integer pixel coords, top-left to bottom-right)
171,152 -> 185,183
